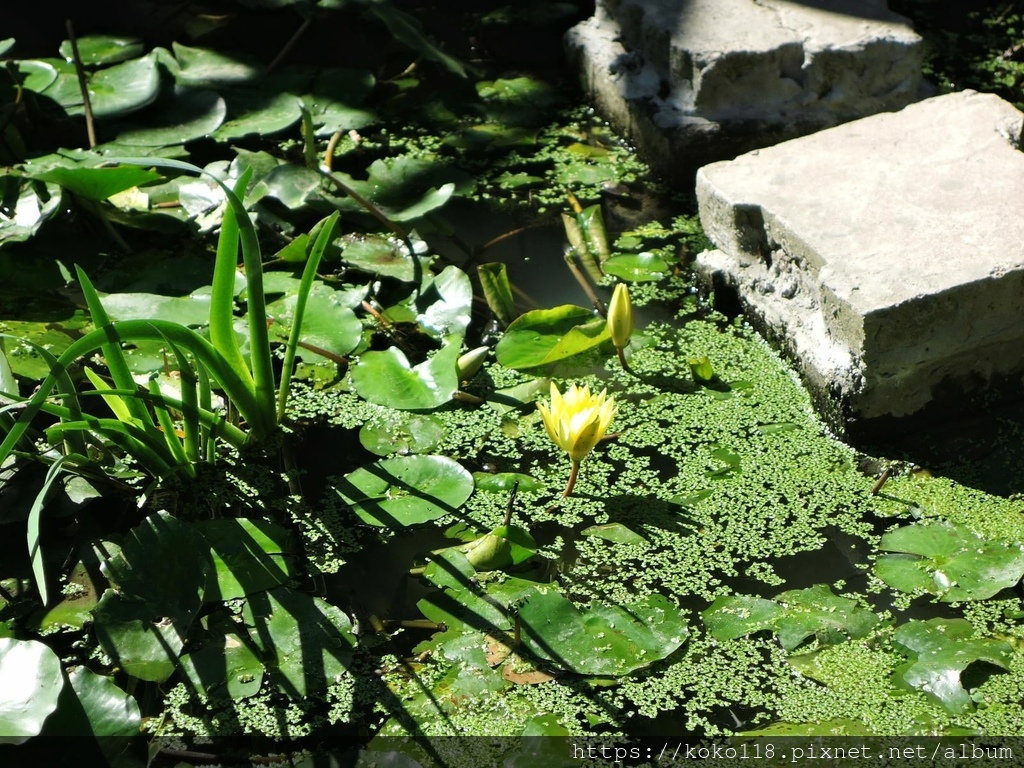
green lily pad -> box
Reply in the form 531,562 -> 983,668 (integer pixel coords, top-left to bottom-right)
115,86 -> 226,146
179,631 -> 264,700
15,60 -> 58,93
472,472 -> 543,493
100,289 -> 212,327
57,667 -> 141,739
602,252 -> 672,282
92,512 -> 210,682
262,163 -> 322,210
336,454 -> 474,527
876,521 -> 1024,601
350,338 -> 460,411
476,76 -> 562,127
267,283 -> 363,363
893,619 -> 1014,714
359,413 -> 445,456
195,518 -> 299,601
581,523 -> 648,546
170,43 -> 261,86
87,54 -> 161,119
27,165 -> 162,202
213,89 -> 303,140
519,590 -> 688,676
0,638 -> 64,744
34,560 -> 102,631
59,36 -> 143,66
702,585 -> 880,651
302,67 -> 377,136
340,234 -> 417,282
242,587 -> 356,698
495,305 -> 610,371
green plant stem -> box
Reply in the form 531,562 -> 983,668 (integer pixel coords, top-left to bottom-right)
562,460 -> 580,498
616,345 -> 631,372
64,19 -> 96,149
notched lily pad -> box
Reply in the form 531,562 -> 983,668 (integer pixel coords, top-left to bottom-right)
350,338 -> 460,411
876,521 -> 1024,601
893,619 -> 1014,714
194,518 -> 299,601
702,585 -> 880,652
581,523 -> 648,546
519,590 -> 687,676
335,454 -> 474,527
495,305 -> 610,372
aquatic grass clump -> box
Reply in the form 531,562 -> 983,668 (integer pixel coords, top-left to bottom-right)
537,382 -> 616,498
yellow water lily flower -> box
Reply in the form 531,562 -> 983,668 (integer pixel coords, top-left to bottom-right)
607,283 -> 633,371
537,382 -> 616,497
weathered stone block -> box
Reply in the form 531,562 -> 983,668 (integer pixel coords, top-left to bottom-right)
567,0 -> 928,181
695,91 -> 1024,427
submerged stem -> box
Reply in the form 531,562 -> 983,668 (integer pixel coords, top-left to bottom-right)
562,460 -> 581,498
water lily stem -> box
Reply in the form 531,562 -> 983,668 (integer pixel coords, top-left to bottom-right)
65,20 -> 96,149
563,460 -> 581,498
616,345 -> 631,372
503,479 -> 519,527
564,257 -> 607,317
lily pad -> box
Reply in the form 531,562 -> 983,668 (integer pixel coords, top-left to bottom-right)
876,521 -> 1024,601
415,266 -> 473,338
341,234 -> 417,281
602,252 -> 672,282
472,472 -> 542,493
0,638 -> 64,744
115,87 -> 226,146
57,666 -> 141,739
460,524 -> 537,570
100,289 -> 212,327
242,587 -> 356,698
518,590 -> 688,676
359,413 -> 445,456
213,89 -> 303,140
581,523 -> 648,546
702,585 -> 880,651
194,518 -> 300,601
350,338 -> 460,410
59,36 -> 143,66
170,43 -> 261,86
335,454 -> 474,527
893,619 -> 1014,714
92,512 -> 210,681
267,283 -> 363,362
87,54 -> 161,119
179,631 -> 264,700
495,305 -> 610,372
0,177 -> 64,248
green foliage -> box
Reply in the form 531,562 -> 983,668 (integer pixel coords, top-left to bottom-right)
876,521 -> 1024,601
518,590 -> 688,676
702,585 -> 881,652
334,454 -> 475,527
495,305 -> 611,372
0,638 -> 64,744
893,619 -> 1014,714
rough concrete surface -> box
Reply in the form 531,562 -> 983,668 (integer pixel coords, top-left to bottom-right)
567,0 -> 927,181
695,91 -> 1024,424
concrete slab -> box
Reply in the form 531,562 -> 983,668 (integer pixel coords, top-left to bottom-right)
567,0 -> 927,182
694,91 -> 1024,426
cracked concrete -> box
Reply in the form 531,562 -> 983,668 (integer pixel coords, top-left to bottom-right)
568,0 -> 928,181
695,91 -> 1024,426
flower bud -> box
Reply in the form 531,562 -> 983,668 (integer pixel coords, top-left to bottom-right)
608,283 -> 633,350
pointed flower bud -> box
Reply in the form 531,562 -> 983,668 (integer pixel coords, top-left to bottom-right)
456,346 -> 489,382
608,283 -> 633,350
